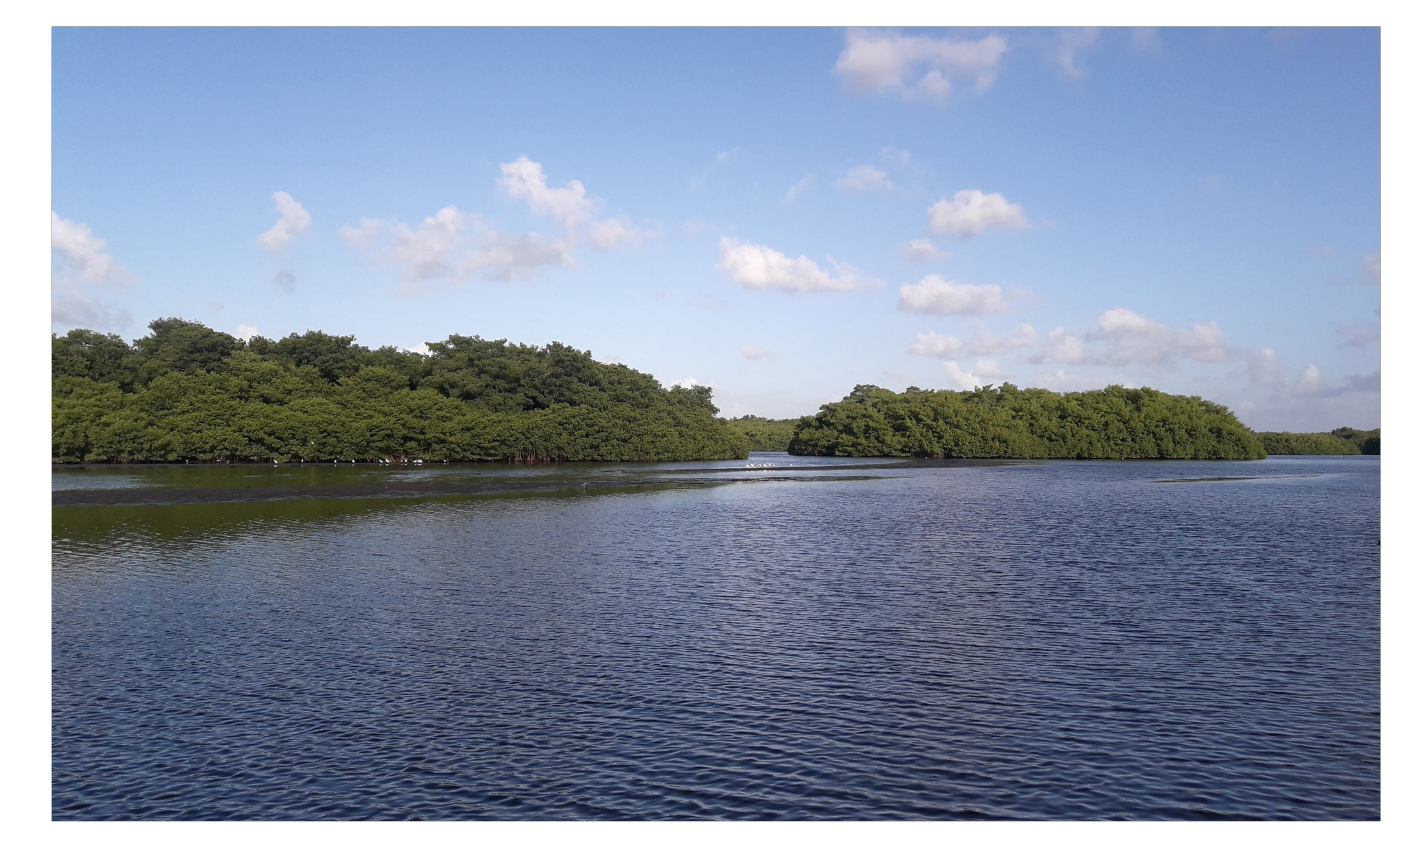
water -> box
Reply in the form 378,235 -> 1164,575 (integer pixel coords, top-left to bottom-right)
52,454 -> 1380,820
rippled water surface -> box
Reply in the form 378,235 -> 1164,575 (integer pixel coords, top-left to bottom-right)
52,454 -> 1380,820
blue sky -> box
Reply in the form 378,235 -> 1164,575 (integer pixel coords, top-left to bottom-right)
51,27 -> 1381,430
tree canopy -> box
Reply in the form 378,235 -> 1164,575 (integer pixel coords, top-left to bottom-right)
1257,428 -> 1380,455
787,383 -> 1267,460
54,319 -> 748,463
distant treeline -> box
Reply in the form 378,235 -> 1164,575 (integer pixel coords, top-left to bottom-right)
1257,428 -> 1380,456
723,416 -> 796,452
787,383 -> 1267,459
53,319 -> 748,463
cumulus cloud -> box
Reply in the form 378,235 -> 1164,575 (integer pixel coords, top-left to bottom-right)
52,211 -> 134,330
897,275 -> 1009,315
834,29 -> 1008,102
717,238 -> 866,293
52,211 -> 121,283
341,207 -> 573,287
258,192 -> 312,251
497,156 -> 646,248
939,360 -> 984,390
1055,27 -> 1102,77
908,323 -> 1036,358
836,165 -> 893,194
927,189 -> 1030,238
1095,307 -> 1226,365
902,239 -> 950,262
973,358 -> 1008,380
342,158 -> 641,290
234,324 -> 260,342
740,344 -> 774,361
51,290 -> 131,330
1037,308 -> 1228,368
1230,346 -> 1380,430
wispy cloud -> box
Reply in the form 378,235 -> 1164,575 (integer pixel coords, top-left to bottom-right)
834,29 -> 1007,103
908,323 -> 1036,358
902,239 -> 950,262
1055,28 -> 1102,77
783,174 -> 816,204
344,157 -> 644,289
740,344 -> 774,361
836,165 -> 893,194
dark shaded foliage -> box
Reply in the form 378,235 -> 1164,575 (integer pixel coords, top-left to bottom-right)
1259,427 -> 1380,456
53,320 -> 747,463
788,383 -> 1266,460
723,416 -> 797,452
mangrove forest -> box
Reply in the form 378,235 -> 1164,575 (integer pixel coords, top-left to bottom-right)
53,319 -> 749,463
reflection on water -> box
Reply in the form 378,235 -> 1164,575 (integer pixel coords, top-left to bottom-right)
53,454 -> 1379,820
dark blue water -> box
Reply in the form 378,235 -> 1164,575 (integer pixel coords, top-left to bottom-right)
51,454 -> 1380,819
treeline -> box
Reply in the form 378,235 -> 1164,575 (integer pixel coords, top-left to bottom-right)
54,319 -> 749,463
1257,428 -> 1380,456
723,416 -> 796,452
787,383 -> 1266,459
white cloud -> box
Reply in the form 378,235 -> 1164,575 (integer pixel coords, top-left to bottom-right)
1230,346 -> 1380,430
902,239 -> 950,262
341,206 -> 573,286
459,231 -> 576,282
498,156 -> 596,228
342,156 -> 635,289
1038,308 -> 1228,368
834,29 -> 1008,102
403,342 -> 431,355
908,324 -> 1035,359
51,290 -> 131,330
234,324 -> 260,342
1056,27 -> 1102,77
52,212 -> 134,330
1042,327 -> 1093,365
897,275 -> 1009,315
672,377 -> 713,389
717,238 -> 866,293
973,358 -> 1008,380
258,192 -> 312,251
836,165 -> 893,194
740,344 -> 773,361
783,174 -> 816,204
908,332 -> 964,358
51,211 -> 119,283
1362,252 -> 1380,284
927,189 -> 1030,238
496,156 -> 647,248
881,147 -> 912,167
716,146 -> 744,163
1094,307 -> 1227,365
940,360 -> 983,390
